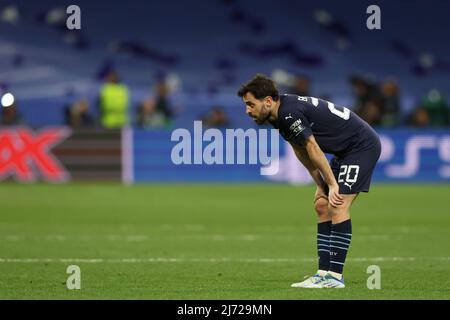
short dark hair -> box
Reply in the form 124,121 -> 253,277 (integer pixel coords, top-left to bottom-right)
237,74 -> 279,101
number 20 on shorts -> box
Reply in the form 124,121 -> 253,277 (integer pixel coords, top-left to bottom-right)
338,165 -> 360,184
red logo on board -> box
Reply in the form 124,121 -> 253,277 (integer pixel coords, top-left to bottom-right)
0,127 -> 70,182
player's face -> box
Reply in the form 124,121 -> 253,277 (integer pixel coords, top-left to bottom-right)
243,92 -> 271,125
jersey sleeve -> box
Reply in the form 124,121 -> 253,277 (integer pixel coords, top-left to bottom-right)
278,104 -> 313,146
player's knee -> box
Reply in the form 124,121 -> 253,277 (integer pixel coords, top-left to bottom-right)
328,204 -> 348,218
314,198 -> 329,218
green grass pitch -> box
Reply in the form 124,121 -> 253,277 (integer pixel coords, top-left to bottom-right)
0,183 -> 449,299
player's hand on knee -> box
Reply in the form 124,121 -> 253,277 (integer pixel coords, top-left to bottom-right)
328,184 -> 344,207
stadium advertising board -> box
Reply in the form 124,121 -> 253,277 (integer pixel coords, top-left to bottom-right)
0,126 -> 448,183
0,127 -> 122,182
132,128 -> 450,183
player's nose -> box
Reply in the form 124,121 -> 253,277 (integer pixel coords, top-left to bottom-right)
246,106 -> 252,116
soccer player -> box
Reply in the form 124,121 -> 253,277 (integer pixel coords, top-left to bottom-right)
237,74 -> 381,288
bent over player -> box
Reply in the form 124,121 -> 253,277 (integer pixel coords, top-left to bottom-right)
237,74 -> 381,288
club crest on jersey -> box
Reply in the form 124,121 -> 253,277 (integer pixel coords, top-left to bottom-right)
289,119 -> 305,135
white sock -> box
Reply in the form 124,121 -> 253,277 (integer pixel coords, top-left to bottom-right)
328,271 -> 343,280
317,270 -> 328,277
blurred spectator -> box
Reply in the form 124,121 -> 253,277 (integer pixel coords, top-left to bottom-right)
351,75 -> 384,126
350,75 -> 380,110
351,76 -> 371,111
357,99 -> 382,126
64,99 -> 94,128
420,90 -> 449,126
292,75 -> 311,96
135,98 -> 168,128
380,79 -> 401,127
154,80 -> 173,120
408,106 -> 430,128
202,106 -> 230,128
1,102 -> 23,126
134,79 -> 175,129
98,71 -> 129,129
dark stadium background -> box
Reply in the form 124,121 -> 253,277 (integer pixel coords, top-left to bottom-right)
0,0 -> 449,300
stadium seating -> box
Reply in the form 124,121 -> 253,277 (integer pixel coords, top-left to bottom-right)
1,0 -> 449,128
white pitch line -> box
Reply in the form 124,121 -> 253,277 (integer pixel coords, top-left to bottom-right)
0,257 -> 449,264
0,234 -> 396,242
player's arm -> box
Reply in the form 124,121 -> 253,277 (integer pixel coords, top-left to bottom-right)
302,135 -> 344,207
289,142 -> 328,193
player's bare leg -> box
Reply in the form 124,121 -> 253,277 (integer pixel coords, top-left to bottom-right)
314,191 -> 331,223
329,193 -> 358,224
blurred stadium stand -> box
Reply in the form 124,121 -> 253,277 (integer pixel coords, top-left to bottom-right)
1,0 -> 450,129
